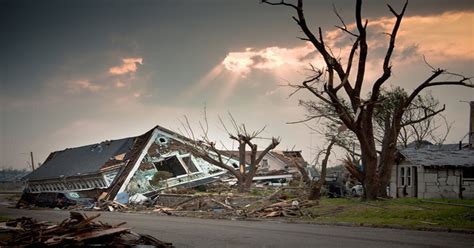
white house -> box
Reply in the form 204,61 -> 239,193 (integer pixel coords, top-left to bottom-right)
389,144 -> 474,199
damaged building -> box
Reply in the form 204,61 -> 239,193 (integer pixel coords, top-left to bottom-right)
390,144 -> 474,199
22,125 -> 231,202
223,150 -> 305,174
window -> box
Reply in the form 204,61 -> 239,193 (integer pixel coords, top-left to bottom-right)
406,167 -> 411,186
181,156 -> 199,173
154,156 -> 187,177
400,167 -> 405,186
262,159 -> 269,168
463,167 -> 474,179
400,166 -> 412,186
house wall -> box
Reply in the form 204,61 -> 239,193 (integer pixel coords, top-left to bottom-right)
263,155 -> 288,172
390,162 -> 474,199
419,167 -> 461,199
26,175 -> 108,193
462,178 -> 474,199
389,164 -> 398,198
390,162 -> 421,198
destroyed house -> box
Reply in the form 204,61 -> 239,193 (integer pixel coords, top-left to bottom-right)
222,150 -> 306,174
23,125 -> 231,201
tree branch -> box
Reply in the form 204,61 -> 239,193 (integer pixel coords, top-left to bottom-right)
401,104 -> 445,127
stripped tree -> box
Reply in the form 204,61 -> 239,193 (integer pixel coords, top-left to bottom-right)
180,113 -> 280,193
263,0 -> 473,199
291,124 -> 342,200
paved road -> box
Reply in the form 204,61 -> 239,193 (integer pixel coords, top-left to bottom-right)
0,206 -> 472,248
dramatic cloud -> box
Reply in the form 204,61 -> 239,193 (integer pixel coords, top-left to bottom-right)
221,44 -> 317,77
108,58 -> 143,75
396,11 -> 473,61
325,11 -> 474,63
220,11 -> 473,80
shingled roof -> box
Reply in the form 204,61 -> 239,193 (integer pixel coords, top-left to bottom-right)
399,145 -> 474,168
24,138 -> 137,181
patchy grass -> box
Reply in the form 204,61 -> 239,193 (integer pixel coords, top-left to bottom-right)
306,198 -> 474,230
0,216 -> 10,222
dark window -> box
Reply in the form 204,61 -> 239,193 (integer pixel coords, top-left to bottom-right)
154,156 -> 187,177
407,167 -> 411,186
463,167 -> 474,179
400,167 -> 405,186
182,156 -> 198,173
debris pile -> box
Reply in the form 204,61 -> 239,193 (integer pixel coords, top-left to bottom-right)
0,212 -> 173,247
98,200 -> 130,212
151,189 -> 319,219
245,199 -> 319,218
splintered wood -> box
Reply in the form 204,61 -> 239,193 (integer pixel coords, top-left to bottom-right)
0,212 -> 173,247
152,193 -> 319,219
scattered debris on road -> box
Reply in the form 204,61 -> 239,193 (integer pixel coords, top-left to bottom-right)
0,211 -> 173,247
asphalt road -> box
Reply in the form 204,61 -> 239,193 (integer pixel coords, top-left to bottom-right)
1,206 -> 473,248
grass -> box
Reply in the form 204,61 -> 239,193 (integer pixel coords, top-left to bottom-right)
0,216 -> 10,222
305,198 -> 474,230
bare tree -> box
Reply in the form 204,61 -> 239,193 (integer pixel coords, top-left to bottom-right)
263,0 -> 473,199
291,125 -> 341,200
180,113 -> 280,193
390,90 -> 453,148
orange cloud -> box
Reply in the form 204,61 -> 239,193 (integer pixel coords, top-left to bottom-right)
220,10 -> 472,79
325,11 -> 474,63
396,11 -> 473,61
109,57 -> 143,75
67,79 -> 103,93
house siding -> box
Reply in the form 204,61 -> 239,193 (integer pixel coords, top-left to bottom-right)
391,163 -> 474,199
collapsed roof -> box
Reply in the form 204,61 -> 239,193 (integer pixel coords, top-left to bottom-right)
24,138 -> 136,181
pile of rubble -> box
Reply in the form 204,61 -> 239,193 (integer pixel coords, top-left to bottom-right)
151,189 -> 319,219
0,212 -> 172,247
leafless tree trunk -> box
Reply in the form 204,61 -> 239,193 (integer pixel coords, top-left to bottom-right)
180,113 -> 280,193
292,128 -> 338,200
263,0 -> 473,200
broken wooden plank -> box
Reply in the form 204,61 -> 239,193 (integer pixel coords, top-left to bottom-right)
210,199 -> 234,210
74,227 -> 130,242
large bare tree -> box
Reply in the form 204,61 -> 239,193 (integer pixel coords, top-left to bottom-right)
263,0 -> 473,199
180,114 -> 280,193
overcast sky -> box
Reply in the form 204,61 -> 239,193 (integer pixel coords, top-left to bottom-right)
1,0 -> 473,170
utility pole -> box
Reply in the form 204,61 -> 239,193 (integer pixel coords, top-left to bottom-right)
460,100 -> 474,148
30,151 -> 35,171
470,101 -> 473,147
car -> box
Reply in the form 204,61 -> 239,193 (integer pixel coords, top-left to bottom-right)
350,184 -> 364,197
17,192 -> 95,208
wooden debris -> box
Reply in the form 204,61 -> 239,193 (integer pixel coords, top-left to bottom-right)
0,211 -> 173,247
210,199 -> 234,210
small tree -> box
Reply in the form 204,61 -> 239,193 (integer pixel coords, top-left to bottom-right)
291,125 -> 341,200
180,113 -> 280,192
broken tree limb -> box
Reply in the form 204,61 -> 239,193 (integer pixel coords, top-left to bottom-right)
210,198 -> 234,210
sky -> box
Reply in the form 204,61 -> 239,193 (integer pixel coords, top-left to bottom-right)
1,0 -> 473,170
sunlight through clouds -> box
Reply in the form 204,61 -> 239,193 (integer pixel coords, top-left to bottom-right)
108,57 -> 144,75
221,43 -> 317,77
214,10 -> 473,89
